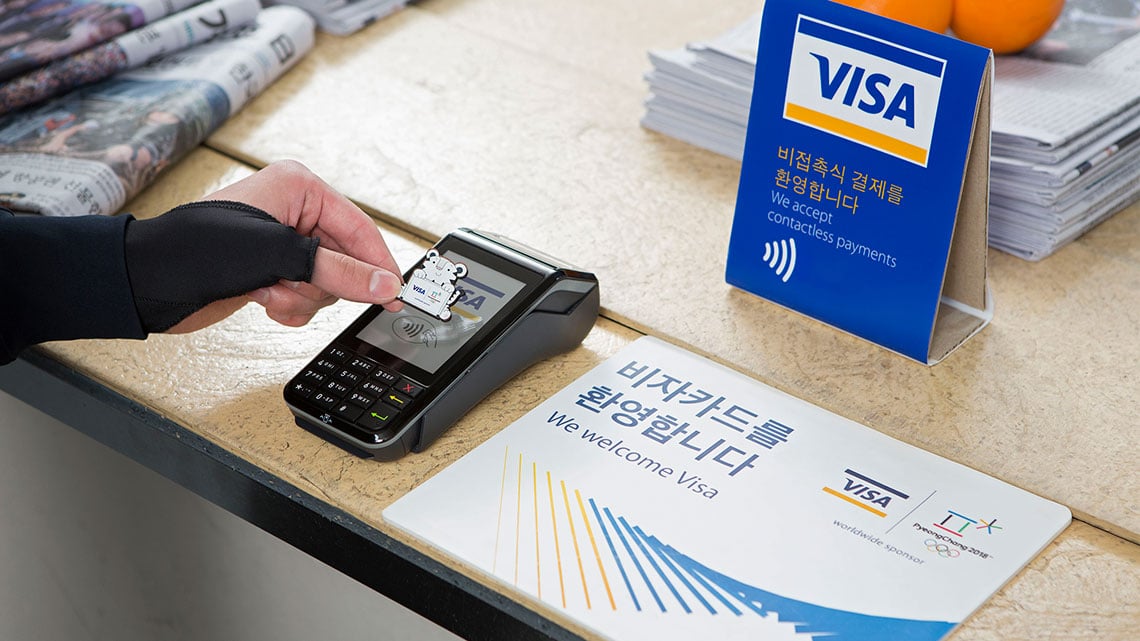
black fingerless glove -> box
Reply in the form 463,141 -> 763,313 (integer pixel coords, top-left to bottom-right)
125,200 -> 319,333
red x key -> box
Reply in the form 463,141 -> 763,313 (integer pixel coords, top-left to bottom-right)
394,378 -> 424,398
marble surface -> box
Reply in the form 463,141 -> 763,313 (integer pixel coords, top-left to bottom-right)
204,2 -> 1139,544
31,149 -> 1136,640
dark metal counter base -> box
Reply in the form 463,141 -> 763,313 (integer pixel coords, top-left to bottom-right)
0,349 -> 582,641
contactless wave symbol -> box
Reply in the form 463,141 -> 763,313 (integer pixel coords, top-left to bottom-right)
398,318 -> 428,339
392,316 -> 438,347
763,237 -> 797,282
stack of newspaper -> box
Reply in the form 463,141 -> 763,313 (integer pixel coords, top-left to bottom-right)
642,1 -> 1140,260
268,0 -> 407,35
0,0 -> 316,217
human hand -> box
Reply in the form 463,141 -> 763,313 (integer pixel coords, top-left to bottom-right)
126,160 -> 404,334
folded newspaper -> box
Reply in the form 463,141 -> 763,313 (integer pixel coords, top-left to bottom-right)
0,0 -> 202,83
0,5 -> 316,217
642,0 -> 1140,260
0,0 -> 263,117
268,0 -> 407,35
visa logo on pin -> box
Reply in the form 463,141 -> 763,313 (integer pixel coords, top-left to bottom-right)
784,16 -> 946,166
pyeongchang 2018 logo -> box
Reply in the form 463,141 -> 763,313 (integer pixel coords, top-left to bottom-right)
784,16 -> 946,167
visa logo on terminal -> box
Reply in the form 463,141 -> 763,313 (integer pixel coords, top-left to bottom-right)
784,16 -> 946,166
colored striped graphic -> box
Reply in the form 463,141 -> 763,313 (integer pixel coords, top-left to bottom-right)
490,446 -> 956,641
546,471 -> 566,607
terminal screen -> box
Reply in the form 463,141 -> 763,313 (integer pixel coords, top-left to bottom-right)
355,251 -> 526,374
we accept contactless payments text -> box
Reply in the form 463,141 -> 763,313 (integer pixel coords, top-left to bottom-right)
768,183 -> 899,269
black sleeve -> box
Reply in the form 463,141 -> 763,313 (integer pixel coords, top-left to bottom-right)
0,208 -> 145,365
1,201 -> 319,365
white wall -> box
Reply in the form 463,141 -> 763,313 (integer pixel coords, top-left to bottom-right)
0,390 -> 461,641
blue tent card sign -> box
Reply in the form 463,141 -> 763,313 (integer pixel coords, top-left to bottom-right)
726,0 -> 993,364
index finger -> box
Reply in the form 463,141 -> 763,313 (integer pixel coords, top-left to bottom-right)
281,169 -> 402,277
209,161 -> 403,277
310,205 -> 403,279
309,246 -> 405,311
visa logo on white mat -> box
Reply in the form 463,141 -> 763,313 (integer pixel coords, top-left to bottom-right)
823,468 -> 911,517
784,15 -> 946,166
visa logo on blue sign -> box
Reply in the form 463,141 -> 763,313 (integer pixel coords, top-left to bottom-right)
784,16 -> 946,167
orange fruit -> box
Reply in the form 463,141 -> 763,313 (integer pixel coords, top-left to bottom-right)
831,0 -> 953,34
951,0 -> 1065,54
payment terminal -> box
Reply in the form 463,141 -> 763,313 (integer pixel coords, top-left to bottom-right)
283,228 -> 600,460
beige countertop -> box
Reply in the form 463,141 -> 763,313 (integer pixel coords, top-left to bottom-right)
27,1 -> 1140,637
207,2 -> 1138,543
41,149 -> 1134,640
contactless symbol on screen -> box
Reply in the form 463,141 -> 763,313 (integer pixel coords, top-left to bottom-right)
398,249 -> 469,321
392,316 -> 439,348
763,237 -> 797,282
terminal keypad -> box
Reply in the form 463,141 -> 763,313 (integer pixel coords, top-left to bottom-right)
287,345 -> 425,438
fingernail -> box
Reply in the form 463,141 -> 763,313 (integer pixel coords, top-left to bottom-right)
370,271 -> 399,298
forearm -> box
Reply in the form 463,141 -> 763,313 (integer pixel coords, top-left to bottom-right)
0,210 -> 146,364
0,168 -> 394,365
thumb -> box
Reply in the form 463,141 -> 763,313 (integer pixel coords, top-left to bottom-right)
310,246 -> 404,306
